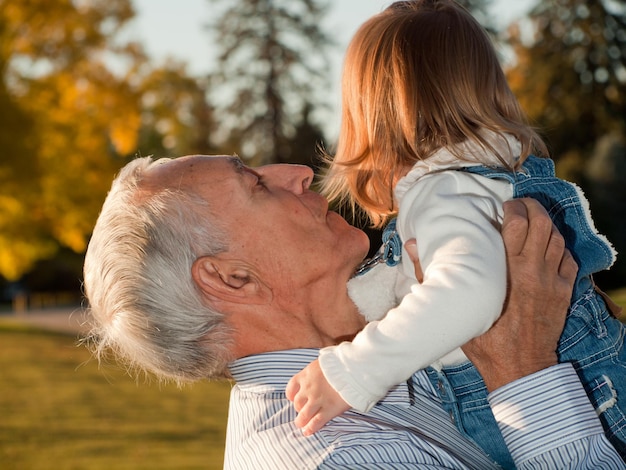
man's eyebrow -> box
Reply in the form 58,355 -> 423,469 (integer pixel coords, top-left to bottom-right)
228,156 -> 262,182
228,156 -> 246,174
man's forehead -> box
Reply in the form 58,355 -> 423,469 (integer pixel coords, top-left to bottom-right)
147,155 -> 242,184
166,154 -> 240,170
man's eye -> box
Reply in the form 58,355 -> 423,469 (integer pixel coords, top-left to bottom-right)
256,176 -> 267,189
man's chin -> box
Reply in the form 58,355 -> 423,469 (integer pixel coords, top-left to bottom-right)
327,211 -> 370,255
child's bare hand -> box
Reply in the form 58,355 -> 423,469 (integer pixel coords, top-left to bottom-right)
285,359 -> 350,436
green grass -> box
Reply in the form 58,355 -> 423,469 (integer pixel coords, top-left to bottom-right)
0,323 -> 231,469
608,287 -> 626,314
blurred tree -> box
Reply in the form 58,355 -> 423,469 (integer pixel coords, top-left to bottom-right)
287,101 -> 325,168
506,0 -> 626,161
0,0 -> 141,279
458,0 -> 495,32
582,133 -> 626,288
505,0 -> 626,287
136,62 -> 216,158
0,0 -> 215,282
208,0 -> 333,165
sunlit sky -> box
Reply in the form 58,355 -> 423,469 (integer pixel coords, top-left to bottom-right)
126,0 -> 534,138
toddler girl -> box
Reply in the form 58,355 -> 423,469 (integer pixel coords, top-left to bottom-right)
286,1 -> 625,467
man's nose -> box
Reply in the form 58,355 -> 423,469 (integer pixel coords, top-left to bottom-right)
267,164 -> 314,193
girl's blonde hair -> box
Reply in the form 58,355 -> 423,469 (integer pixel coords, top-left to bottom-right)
321,0 -> 548,227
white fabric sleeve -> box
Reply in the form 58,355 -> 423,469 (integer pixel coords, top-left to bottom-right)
490,363 -> 625,469
320,171 -> 508,411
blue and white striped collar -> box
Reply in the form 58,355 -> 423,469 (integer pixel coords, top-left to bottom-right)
228,348 -> 412,406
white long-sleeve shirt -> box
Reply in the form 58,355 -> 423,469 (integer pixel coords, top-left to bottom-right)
320,133 -> 518,412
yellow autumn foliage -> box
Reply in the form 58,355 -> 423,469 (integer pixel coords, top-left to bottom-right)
0,0 -> 214,282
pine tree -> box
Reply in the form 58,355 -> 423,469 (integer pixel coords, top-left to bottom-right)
208,0 -> 333,165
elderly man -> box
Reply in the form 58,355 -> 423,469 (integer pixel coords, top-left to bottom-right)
84,155 -> 623,469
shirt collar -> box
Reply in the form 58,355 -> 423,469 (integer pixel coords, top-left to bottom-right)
228,348 -> 412,406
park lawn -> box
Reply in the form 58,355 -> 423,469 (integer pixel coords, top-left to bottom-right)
608,287 -> 626,316
0,323 -> 231,470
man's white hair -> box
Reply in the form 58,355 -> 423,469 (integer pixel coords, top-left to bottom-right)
83,156 -> 234,383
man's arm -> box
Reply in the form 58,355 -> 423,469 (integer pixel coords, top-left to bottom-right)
463,198 -> 624,468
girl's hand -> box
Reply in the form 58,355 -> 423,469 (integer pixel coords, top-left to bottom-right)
286,359 -> 350,436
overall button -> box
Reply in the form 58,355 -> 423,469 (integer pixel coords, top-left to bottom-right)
437,380 -> 446,396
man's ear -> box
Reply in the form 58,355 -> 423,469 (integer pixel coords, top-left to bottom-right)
191,256 -> 272,305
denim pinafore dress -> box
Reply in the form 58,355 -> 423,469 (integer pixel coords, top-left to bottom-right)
425,155 -> 626,468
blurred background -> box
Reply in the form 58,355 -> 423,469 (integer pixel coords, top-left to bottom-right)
0,0 -> 625,468
1,0 -> 625,307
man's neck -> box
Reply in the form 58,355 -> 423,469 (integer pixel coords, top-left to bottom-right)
229,278 -> 365,359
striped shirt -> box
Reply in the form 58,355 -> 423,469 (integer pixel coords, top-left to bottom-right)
224,349 -> 623,469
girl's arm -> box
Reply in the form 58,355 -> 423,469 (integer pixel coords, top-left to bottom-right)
320,170 -> 509,412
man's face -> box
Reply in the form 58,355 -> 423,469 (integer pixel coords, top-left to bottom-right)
146,155 -> 369,292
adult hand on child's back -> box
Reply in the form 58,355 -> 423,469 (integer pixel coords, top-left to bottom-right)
404,239 -> 424,283
462,198 -> 578,392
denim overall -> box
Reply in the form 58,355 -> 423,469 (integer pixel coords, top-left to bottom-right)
424,156 -> 626,468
